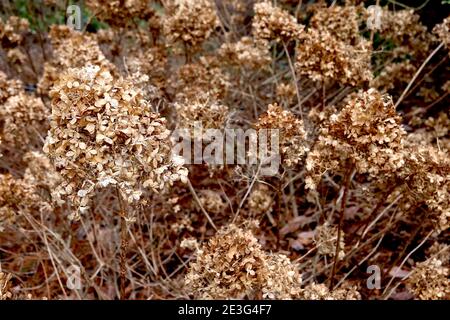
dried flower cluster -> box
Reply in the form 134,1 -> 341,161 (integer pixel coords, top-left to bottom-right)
163,0 -> 219,50
372,9 -> 432,91
38,26 -> 116,94
308,3 -> 363,44
305,89 -> 406,189
43,65 -> 187,219
85,0 -> 157,28
0,93 -> 48,151
295,28 -> 372,86
185,224 -> 302,299
300,283 -> 360,300
0,173 -> 48,231
247,184 -> 273,216
0,71 -> 22,103
433,15 -> 450,51
255,103 -> 308,167
198,190 -> 226,215
174,94 -> 229,130
168,58 -> 229,101
406,253 -> 449,300
0,1 -> 448,301
0,16 -> 29,47
252,1 -> 304,44
218,37 -> 271,69
399,145 -> 450,231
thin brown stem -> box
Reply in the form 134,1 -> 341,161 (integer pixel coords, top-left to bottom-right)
329,165 -> 353,290
115,187 -> 128,300
282,41 -> 303,120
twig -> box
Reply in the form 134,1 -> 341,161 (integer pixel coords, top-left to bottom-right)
187,178 -> 217,231
282,41 -> 303,120
115,187 -> 128,300
382,230 -> 434,298
395,42 -> 444,108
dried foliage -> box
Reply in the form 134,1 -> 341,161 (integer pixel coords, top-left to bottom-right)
0,0 -> 448,301
255,103 -> 308,167
252,1 -> 304,44
185,224 -> 302,299
163,0 -> 219,51
43,65 -> 187,219
406,246 -> 449,300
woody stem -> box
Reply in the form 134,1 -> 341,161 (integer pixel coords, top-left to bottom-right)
116,187 -> 128,300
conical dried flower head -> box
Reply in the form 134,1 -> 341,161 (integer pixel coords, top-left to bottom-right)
309,3 -> 364,44
0,272 -> 13,300
43,65 -> 188,220
163,0 -> 219,50
86,0 -> 157,28
255,103 -> 308,167
433,15 -> 450,52
0,93 -> 49,151
406,256 -> 449,300
305,89 -> 406,190
185,223 -> 302,299
38,25 -> 116,94
295,28 -> 372,86
252,1 -> 304,44
300,283 -> 361,300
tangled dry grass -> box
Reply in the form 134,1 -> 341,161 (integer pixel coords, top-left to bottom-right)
0,0 -> 448,300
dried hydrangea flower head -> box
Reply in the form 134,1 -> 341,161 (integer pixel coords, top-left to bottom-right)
255,103 -> 308,167
185,223 -> 302,299
163,0 -> 219,51
300,283 -> 361,300
371,61 -> 417,91
22,152 -> 62,201
43,65 -> 188,220
305,89 -> 406,190
38,25 -> 116,94
248,183 -> 273,216
372,9 -> 432,91
252,1 -> 304,44
86,0 -> 157,28
399,144 -> 450,231
407,113 -> 450,153
125,46 -> 168,91
0,92 -> 49,152
276,82 -> 297,105
198,190 -> 226,215
0,16 -> 29,48
0,71 -> 22,103
314,223 -> 345,260
380,9 -> 431,60
309,3 -> 364,44
0,174 -> 48,231
295,28 -> 372,86
406,255 -> 449,300
218,36 -> 271,70
433,15 -> 450,51
168,57 -> 229,101
174,93 -> 229,130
